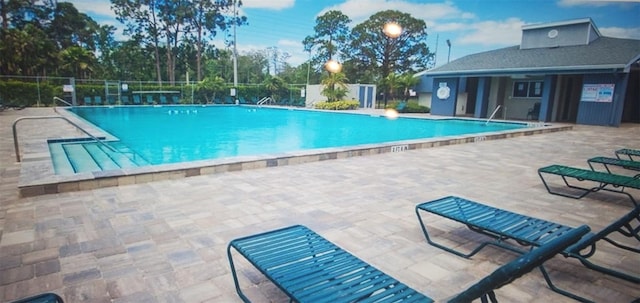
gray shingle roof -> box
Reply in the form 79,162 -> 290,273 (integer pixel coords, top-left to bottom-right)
423,37 -> 640,76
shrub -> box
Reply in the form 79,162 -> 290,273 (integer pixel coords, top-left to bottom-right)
386,101 -> 430,113
314,100 -> 360,110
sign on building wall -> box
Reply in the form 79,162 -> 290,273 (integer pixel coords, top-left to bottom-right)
580,84 -> 615,102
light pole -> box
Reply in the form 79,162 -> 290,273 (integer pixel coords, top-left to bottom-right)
382,22 -> 402,108
446,39 -> 451,64
232,0 -> 238,104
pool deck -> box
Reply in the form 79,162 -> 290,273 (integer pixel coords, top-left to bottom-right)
1,107 -> 639,302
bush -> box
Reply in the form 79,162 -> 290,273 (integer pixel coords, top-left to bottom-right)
386,101 -> 430,113
314,100 -> 360,110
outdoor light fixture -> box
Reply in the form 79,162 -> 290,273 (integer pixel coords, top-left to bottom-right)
325,59 -> 342,73
383,22 -> 402,38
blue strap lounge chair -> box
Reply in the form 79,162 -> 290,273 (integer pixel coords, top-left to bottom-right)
171,95 -> 180,104
616,148 -> 640,161
10,292 -> 64,303
416,196 -> 639,302
538,164 -> 640,206
588,156 -> 640,177
145,95 -> 154,105
121,95 -> 130,105
94,96 -> 102,105
228,224 -> 590,303
133,95 -> 141,105
83,96 -> 92,106
160,95 -> 168,104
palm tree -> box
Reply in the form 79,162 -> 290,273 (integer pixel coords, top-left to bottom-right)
59,46 -> 96,79
263,75 -> 286,102
398,73 -> 420,102
321,72 -> 348,102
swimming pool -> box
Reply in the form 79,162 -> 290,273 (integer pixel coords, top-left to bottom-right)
57,106 -> 527,171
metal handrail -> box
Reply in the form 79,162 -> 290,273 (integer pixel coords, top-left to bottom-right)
13,115 -> 116,162
485,105 -> 501,125
257,97 -> 272,106
53,96 -> 72,106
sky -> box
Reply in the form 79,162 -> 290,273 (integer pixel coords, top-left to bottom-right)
67,0 -> 640,69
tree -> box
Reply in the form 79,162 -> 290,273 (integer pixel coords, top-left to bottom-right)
112,0 -> 165,83
196,76 -> 225,103
59,46 -> 96,79
398,73 -> 419,101
263,75 -> 285,101
348,10 -> 432,106
302,10 -> 351,77
321,72 -> 348,102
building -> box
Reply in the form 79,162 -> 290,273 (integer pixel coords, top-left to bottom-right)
415,18 -> 640,126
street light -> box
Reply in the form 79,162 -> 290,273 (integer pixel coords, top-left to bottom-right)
446,39 -> 451,63
382,21 -> 402,108
325,59 -> 342,73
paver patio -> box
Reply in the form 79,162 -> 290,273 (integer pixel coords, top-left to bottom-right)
1,108 -> 638,302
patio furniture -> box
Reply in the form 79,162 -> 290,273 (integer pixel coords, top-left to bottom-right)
527,102 -> 541,120
133,95 -> 141,105
416,195 -> 639,302
227,224 -> 589,303
538,164 -> 639,206
616,148 -> 640,161
588,156 -> 640,176
10,293 -> 64,303
93,96 -> 102,105
171,95 -> 180,104
83,96 -> 92,106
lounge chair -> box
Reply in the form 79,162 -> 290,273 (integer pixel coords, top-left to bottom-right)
416,196 -> 639,302
588,156 -> 640,177
10,292 -> 64,303
121,95 -> 130,105
145,95 -> 154,105
171,95 -> 180,104
616,148 -> 640,161
83,96 -> 92,106
538,164 -> 640,206
160,95 -> 168,104
133,95 -> 141,105
228,224 -> 589,303
94,96 -> 102,105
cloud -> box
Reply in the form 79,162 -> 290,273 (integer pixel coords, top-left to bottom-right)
320,0 -> 474,24
67,0 -> 116,18
242,0 -> 295,10
557,0 -> 637,7
456,18 -> 524,46
600,26 -> 640,39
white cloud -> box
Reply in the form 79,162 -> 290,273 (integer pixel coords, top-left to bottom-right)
455,18 -> 524,46
242,0 -> 295,10
600,26 -> 640,39
66,0 -> 116,18
557,0 -> 639,7
320,0 -> 474,24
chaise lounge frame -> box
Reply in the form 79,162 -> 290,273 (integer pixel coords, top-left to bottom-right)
616,148 -> 640,161
588,156 -> 640,177
228,224 -> 589,303
538,164 -> 640,206
415,196 -> 640,302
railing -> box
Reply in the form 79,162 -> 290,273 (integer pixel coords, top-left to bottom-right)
53,96 -> 72,107
485,105 -> 502,125
12,115 -> 116,162
257,97 -> 272,106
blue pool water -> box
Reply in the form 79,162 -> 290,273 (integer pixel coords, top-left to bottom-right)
64,106 -> 526,166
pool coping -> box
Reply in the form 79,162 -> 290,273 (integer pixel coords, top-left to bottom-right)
17,106 -> 573,197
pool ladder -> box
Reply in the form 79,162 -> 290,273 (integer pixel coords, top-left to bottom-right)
12,115 -> 116,162
257,97 -> 272,106
485,105 -> 501,125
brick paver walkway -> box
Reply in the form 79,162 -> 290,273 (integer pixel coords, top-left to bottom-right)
1,108 -> 639,302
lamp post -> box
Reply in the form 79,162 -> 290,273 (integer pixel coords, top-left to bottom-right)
382,22 -> 402,108
446,39 -> 451,64
232,0 -> 238,104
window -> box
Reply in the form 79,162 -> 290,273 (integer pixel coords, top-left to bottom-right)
513,81 -> 543,98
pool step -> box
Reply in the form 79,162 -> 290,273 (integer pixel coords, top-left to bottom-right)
51,141 -> 149,174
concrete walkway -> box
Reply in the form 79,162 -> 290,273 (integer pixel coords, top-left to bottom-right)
1,108 -> 639,302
